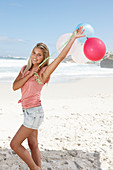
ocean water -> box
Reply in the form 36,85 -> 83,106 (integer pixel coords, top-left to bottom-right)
0,56 -> 113,83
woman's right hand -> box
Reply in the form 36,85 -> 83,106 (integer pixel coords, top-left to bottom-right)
29,66 -> 40,77
72,26 -> 86,39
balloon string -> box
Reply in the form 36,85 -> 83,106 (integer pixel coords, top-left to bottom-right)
39,31 -> 77,68
35,31 -> 77,84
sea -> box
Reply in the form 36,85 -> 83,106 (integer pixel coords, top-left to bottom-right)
0,56 -> 113,84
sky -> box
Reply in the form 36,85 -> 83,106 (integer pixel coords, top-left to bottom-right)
0,0 -> 113,58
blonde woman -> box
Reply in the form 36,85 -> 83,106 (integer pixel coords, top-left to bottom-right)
10,26 -> 85,170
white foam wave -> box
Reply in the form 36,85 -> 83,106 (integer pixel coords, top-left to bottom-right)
0,58 -> 113,83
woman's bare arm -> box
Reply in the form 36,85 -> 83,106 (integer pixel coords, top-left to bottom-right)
13,72 -> 30,91
42,27 -> 85,83
13,67 -> 40,91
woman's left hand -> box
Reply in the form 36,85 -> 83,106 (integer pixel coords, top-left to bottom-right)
72,26 -> 86,39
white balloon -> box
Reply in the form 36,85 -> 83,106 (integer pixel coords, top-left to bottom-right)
56,33 -> 72,54
71,40 -> 89,63
56,33 -> 89,63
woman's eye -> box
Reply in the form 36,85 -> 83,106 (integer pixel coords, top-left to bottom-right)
38,54 -> 41,56
33,52 -> 42,56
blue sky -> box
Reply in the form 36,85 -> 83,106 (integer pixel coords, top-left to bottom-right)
0,0 -> 113,58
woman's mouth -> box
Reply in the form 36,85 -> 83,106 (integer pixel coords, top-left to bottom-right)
33,59 -> 37,62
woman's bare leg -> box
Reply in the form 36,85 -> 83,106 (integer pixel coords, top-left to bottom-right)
27,130 -> 41,168
10,125 -> 40,170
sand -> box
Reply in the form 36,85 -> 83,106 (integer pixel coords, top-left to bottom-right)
0,77 -> 113,170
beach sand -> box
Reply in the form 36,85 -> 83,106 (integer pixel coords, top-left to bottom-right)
0,77 -> 113,170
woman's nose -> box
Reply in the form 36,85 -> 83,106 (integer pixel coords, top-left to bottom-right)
34,54 -> 38,58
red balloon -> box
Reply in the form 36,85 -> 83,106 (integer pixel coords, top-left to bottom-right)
83,37 -> 106,61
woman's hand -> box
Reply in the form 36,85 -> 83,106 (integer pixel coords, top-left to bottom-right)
72,26 -> 86,39
29,66 -> 40,77
39,26 -> 86,82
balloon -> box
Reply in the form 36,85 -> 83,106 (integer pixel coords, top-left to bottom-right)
56,33 -> 73,55
71,40 -> 89,63
76,23 -> 95,44
83,37 -> 106,61
56,33 -> 89,63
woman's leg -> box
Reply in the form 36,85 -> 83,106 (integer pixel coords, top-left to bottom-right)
10,125 -> 40,170
27,130 -> 41,168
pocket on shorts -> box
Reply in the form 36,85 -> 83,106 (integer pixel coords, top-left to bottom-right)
37,113 -> 44,127
36,106 -> 44,127
23,109 -> 36,127
26,108 -> 36,118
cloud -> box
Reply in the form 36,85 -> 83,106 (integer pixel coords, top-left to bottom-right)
0,36 -> 26,43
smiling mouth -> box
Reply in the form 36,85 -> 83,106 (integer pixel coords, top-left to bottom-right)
33,59 -> 38,62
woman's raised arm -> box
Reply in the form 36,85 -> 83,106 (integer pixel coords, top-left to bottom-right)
42,26 -> 86,83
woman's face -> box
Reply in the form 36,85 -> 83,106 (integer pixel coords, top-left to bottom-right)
31,48 -> 44,65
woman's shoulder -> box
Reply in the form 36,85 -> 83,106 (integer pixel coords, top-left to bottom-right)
20,65 -> 27,74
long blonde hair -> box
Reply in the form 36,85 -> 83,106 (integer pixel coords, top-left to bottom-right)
22,43 -> 50,75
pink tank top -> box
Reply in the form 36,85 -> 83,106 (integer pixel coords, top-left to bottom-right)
18,65 -> 50,109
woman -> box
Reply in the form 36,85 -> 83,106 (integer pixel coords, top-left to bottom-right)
10,26 -> 85,170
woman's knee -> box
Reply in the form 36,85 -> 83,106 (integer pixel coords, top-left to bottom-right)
10,139 -> 19,151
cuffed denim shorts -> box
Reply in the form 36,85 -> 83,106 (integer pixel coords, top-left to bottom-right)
22,105 -> 44,130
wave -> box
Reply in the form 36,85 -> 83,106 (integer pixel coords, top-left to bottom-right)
0,56 -> 27,60
0,57 -> 113,83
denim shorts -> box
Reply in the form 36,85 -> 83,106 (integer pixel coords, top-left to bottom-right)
22,105 -> 44,130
